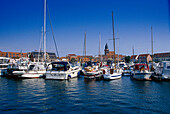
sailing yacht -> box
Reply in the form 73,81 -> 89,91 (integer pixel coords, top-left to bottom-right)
103,11 -> 122,80
18,62 -> 46,78
16,0 -> 48,78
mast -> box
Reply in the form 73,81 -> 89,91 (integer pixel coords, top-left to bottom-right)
112,11 -> 116,69
44,0 -> 47,63
151,26 -> 154,70
117,38 -> 119,65
38,26 -> 44,62
99,32 -> 101,62
133,46 -> 134,63
84,32 -> 86,62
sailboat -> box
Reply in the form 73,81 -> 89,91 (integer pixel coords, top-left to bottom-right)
103,11 -> 122,80
82,32 -> 102,79
15,0 -> 48,78
132,26 -> 153,81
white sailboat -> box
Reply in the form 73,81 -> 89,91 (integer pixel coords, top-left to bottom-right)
103,11 -> 122,80
17,0 -> 47,78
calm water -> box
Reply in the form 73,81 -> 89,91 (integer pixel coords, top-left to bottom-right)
0,76 -> 170,113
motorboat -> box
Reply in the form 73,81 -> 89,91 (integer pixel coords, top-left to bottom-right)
103,68 -> 122,80
7,58 -> 30,77
17,62 -> 46,78
0,57 -> 10,76
83,66 -> 102,79
122,66 -> 133,76
153,61 -> 170,80
45,61 -> 81,80
132,64 -> 153,80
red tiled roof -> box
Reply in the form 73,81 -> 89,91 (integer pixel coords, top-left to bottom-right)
139,54 -> 150,57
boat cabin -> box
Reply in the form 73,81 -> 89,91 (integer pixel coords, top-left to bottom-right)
50,62 -> 70,71
134,64 -> 149,71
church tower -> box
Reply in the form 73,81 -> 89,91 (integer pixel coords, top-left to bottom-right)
104,43 -> 109,55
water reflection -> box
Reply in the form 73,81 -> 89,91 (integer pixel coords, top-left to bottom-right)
0,76 -> 169,113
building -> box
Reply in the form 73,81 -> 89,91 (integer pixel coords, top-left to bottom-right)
0,51 -> 28,58
130,55 -> 138,62
104,43 -> 109,55
103,43 -> 125,62
30,51 -> 57,62
66,54 -> 77,61
138,54 -> 152,63
153,52 -> 170,62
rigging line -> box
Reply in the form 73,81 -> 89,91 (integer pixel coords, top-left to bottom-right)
47,3 -> 60,58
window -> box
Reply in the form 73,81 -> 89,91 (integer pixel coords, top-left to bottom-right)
167,66 -> 170,69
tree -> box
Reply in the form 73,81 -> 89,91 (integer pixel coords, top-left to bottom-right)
70,58 -> 77,63
125,56 -> 130,63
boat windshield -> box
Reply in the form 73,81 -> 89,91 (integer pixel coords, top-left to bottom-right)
28,65 -> 35,70
139,65 -> 147,69
167,66 -> 170,69
119,64 -> 124,68
52,64 -> 67,71
0,59 -> 9,64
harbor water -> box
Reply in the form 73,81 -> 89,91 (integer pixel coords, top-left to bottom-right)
0,76 -> 169,113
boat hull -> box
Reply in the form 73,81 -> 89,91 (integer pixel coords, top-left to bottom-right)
132,72 -> 152,81
45,70 -> 79,80
84,71 -> 102,79
103,73 -> 121,80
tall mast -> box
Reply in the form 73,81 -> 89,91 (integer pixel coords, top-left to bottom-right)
133,46 -> 134,63
44,0 -> 47,62
38,26 -> 44,62
112,11 -> 116,69
117,38 -> 119,65
99,32 -> 101,62
85,32 -> 86,62
151,26 -> 154,70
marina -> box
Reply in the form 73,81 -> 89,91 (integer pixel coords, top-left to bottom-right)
0,0 -> 170,113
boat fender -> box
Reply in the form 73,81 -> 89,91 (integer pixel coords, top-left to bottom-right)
78,72 -> 80,76
68,75 -> 71,78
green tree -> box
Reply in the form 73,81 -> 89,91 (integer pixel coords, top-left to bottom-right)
125,56 -> 130,63
70,58 -> 77,63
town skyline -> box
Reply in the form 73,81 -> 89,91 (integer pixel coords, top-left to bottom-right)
0,0 -> 169,57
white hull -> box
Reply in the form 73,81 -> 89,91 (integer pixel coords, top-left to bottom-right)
103,73 -> 121,80
12,71 -> 26,76
133,72 -> 152,80
19,71 -> 46,78
84,72 -> 99,79
46,70 -> 79,80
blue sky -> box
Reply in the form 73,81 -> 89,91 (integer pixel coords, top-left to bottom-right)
0,0 -> 169,57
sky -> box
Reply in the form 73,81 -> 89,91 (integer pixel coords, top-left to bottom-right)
0,0 -> 169,57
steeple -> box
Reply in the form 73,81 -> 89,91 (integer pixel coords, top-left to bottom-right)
104,43 -> 109,55
105,43 -> 108,50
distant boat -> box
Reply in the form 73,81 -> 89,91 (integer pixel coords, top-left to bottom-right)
0,57 -> 10,76
153,61 -> 170,80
